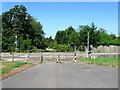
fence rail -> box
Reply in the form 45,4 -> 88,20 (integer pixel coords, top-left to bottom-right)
1,52 -> 119,63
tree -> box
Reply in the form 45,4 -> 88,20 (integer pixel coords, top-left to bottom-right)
2,5 -> 45,52
65,26 -> 76,45
44,36 -> 54,48
55,30 -> 68,44
55,26 -> 76,45
78,23 -> 99,47
97,29 -> 119,45
110,34 -> 116,39
97,28 -> 110,45
69,31 -> 80,49
29,17 -> 45,49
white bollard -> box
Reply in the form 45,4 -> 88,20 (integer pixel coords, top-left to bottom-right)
74,59 -> 76,62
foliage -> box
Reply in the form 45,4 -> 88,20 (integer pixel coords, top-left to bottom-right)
55,30 -> 68,45
78,23 -> 99,47
44,36 -> 54,48
55,26 -> 76,45
53,43 -> 73,52
1,61 -> 28,75
2,5 -> 45,52
55,26 -> 80,51
78,45 -> 85,51
54,23 -> 119,52
97,28 -> 119,45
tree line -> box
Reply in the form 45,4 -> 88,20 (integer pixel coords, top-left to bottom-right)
2,5 -> 120,52
53,24 -> 120,52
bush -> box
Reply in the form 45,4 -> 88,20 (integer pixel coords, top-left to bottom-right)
53,43 -> 73,52
79,45 -> 85,51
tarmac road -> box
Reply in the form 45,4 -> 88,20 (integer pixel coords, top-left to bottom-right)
2,61 -> 118,88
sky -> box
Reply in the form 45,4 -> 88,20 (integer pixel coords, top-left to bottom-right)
2,2 -> 118,38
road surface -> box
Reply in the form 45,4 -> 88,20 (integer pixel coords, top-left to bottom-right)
2,61 -> 118,88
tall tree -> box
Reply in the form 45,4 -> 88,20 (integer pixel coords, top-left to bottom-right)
78,23 -> 99,47
55,26 -> 76,45
2,5 -> 45,52
55,30 -> 67,44
97,28 -> 119,45
44,36 -> 54,48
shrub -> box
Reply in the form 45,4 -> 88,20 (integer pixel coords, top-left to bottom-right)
53,43 -> 73,52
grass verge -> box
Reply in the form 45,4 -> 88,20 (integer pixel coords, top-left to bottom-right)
0,61 -> 34,80
78,57 -> 118,67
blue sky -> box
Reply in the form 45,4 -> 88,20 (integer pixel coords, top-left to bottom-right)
2,2 -> 118,38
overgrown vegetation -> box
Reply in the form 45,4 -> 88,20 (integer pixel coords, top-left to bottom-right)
79,57 -> 118,67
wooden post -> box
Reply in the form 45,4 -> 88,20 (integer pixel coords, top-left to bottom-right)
41,55 -> 43,63
56,54 -> 60,63
52,52 -> 54,60
12,52 -> 14,62
40,53 -> 43,64
65,55 -> 67,61
39,52 -> 41,61
26,52 -> 29,62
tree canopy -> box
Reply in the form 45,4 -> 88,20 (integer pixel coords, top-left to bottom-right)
55,23 -> 119,51
2,5 -> 45,52
78,23 -> 98,46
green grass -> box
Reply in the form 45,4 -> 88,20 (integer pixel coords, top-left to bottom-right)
0,61 -> 30,75
78,57 -> 118,67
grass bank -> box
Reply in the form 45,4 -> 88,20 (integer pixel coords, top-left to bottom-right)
0,61 -> 33,79
78,57 -> 118,67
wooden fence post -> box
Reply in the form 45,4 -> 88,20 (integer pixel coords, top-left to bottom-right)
39,52 -> 41,61
12,52 -> 14,62
56,54 -> 60,63
40,53 -> 43,64
65,55 -> 67,61
52,52 -> 54,60
26,52 -> 29,62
